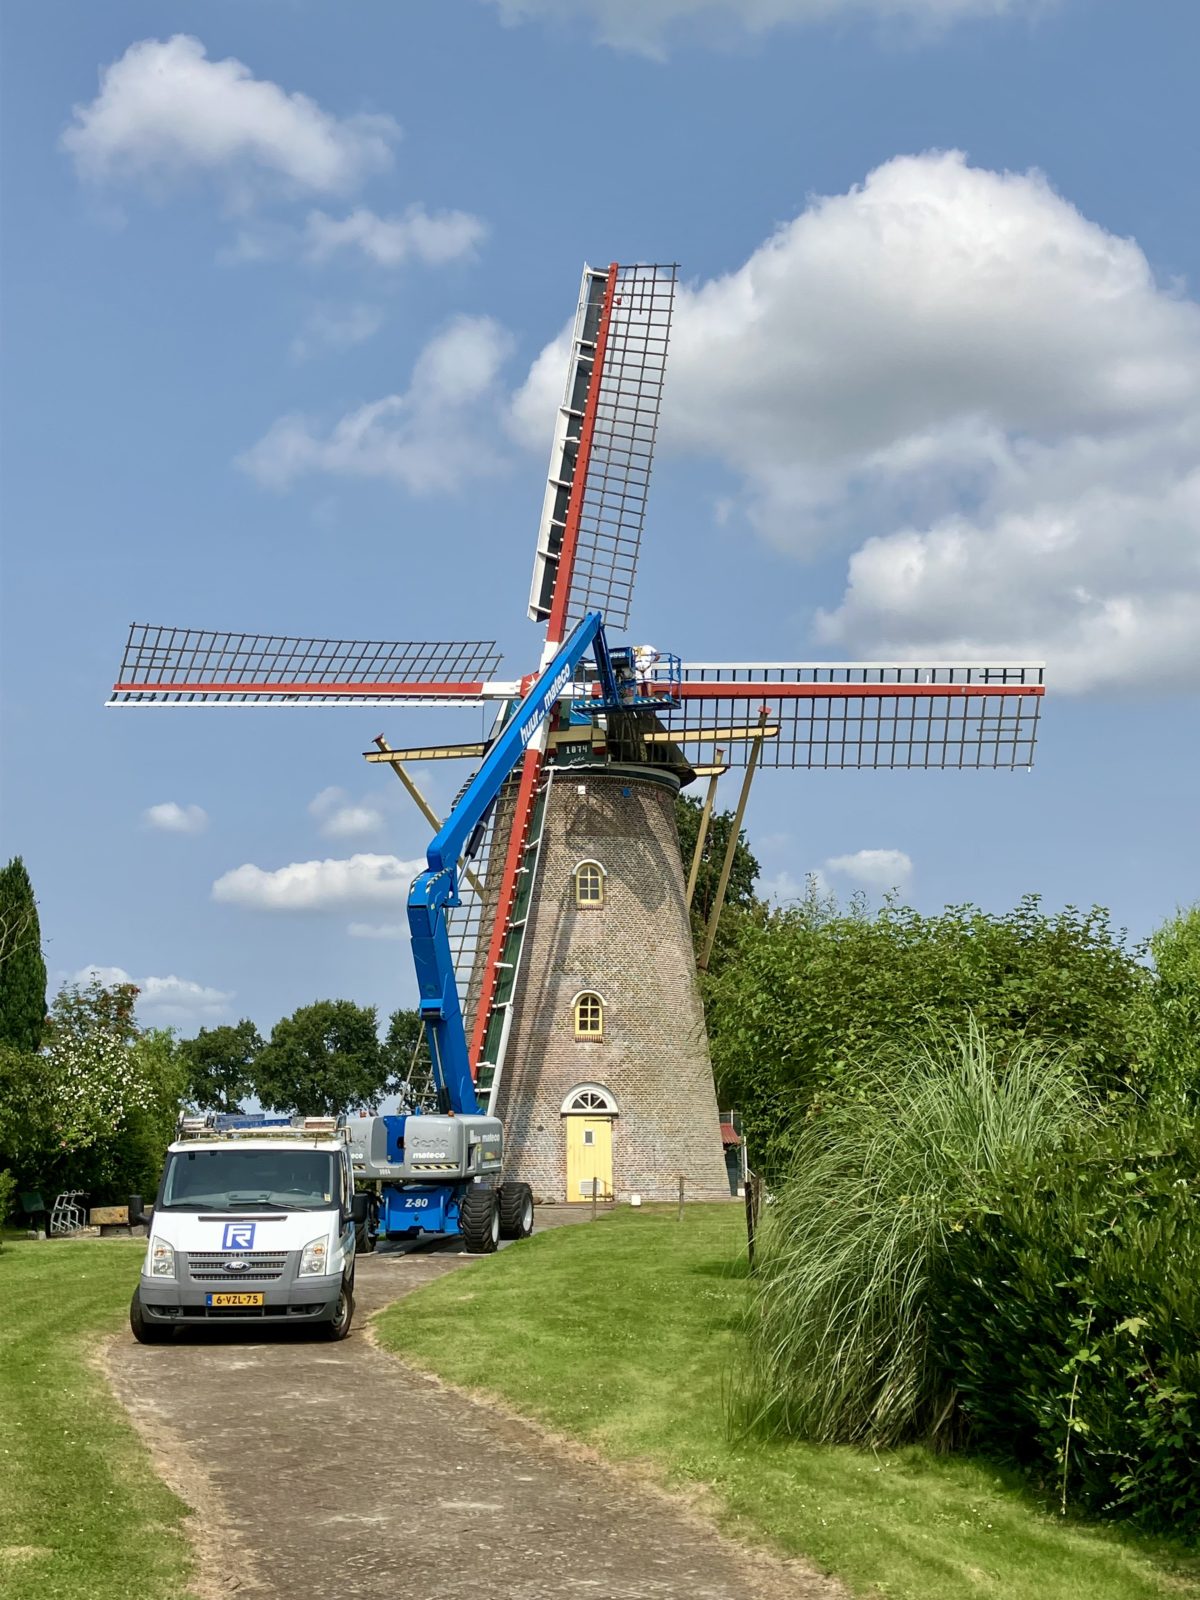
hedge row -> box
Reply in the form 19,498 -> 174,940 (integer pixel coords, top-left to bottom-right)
937,1110 -> 1200,1534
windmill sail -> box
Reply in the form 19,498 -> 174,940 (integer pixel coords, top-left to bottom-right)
528,263 -> 676,639
644,660 -> 1045,769
109,625 -> 503,705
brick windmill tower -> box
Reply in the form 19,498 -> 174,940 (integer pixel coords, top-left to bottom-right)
109,260 -> 1045,1205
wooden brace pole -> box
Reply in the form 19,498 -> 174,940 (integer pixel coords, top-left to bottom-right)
697,714 -> 768,972
685,748 -> 724,910
372,735 -> 484,897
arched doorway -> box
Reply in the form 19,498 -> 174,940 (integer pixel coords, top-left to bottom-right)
561,1084 -> 618,1202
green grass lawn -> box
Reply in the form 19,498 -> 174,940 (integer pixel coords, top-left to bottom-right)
0,1239 -> 192,1600
376,1205 -> 1199,1600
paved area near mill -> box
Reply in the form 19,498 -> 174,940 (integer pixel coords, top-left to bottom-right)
104,1209 -> 840,1600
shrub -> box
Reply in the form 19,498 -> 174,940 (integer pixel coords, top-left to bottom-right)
738,1021 -> 1093,1446
936,1107 -> 1200,1536
703,893 -> 1149,1179
1147,905 -> 1200,1110
0,1167 -> 15,1235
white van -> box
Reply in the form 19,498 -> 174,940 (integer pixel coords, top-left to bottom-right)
129,1113 -> 368,1343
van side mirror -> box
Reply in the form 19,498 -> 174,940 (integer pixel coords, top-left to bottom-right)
350,1193 -> 369,1225
127,1193 -> 147,1227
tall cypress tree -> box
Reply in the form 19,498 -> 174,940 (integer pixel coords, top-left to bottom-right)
0,856 -> 47,1051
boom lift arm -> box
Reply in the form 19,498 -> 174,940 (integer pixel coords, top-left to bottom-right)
406,612 -> 615,1116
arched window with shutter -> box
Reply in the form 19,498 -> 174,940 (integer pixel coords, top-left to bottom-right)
573,859 -> 606,908
572,991 -> 605,1041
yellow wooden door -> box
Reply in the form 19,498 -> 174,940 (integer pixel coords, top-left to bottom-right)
565,1116 -> 613,1202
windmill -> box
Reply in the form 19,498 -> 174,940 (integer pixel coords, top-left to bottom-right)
110,260 -> 1044,1205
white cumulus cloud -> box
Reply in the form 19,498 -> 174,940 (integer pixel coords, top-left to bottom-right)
509,150 -> 1200,692
304,204 -> 486,267
483,0 -> 1029,56
823,848 -> 914,891
212,854 -> 424,912
240,314 -> 514,493
62,34 -> 399,199
321,807 -> 384,840
143,801 -> 208,834
307,786 -> 384,839
71,964 -> 232,1026
291,303 -> 384,361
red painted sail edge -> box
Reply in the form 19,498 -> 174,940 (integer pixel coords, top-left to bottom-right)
112,680 -> 486,698
544,262 -> 619,647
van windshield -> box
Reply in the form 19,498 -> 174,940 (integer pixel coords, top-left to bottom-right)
160,1148 -> 337,1211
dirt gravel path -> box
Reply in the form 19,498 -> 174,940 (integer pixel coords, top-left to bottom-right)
103,1210 -> 841,1600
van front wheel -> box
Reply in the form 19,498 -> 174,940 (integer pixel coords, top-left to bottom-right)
321,1286 -> 354,1341
129,1290 -> 174,1344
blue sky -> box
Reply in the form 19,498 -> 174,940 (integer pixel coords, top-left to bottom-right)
1,0 -> 1197,1034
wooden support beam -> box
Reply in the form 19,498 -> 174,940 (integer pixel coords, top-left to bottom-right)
363,741 -> 486,763
689,763 -> 729,778
643,725 -> 778,744
369,735 -> 483,896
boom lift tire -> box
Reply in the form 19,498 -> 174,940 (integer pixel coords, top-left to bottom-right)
129,1290 -> 175,1344
355,1194 -> 377,1254
498,1181 -> 535,1240
459,1185 -> 500,1254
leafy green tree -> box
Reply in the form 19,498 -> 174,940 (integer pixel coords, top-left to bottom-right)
0,978 -> 186,1202
703,891 -> 1151,1177
382,1007 -> 423,1090
106,1027 -> 188,1198
674,794 -> 761,930
1147,904 -> 1200,1108
0,856 -> 47,1052
0,1041 -> 53,1178
255,999 -> 387,1116
180,1019 -> 263,1112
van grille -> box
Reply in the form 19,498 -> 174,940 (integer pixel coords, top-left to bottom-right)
187,1251 -> 288,1281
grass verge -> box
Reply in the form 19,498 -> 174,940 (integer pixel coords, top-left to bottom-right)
375,1205 -> 1199,1600
0,1239 -> 192,1600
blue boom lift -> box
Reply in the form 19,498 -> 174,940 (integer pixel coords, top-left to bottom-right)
347,611 -> 624,1253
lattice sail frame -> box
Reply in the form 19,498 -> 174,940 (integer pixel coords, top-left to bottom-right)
528,262 -> 676,637
565,660 -> 1044,770
108,624 -> 503,706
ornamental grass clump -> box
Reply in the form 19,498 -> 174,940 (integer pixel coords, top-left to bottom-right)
738,1019 -> 1094,1448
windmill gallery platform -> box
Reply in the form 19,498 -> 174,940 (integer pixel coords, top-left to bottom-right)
109,260 -> 1045,1206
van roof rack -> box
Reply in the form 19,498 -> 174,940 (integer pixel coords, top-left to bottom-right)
174,1112 -> 349,1142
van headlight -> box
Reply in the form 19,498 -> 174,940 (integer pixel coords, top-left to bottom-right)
148,1239 -> 175,1278
299,1236 -> 330,1276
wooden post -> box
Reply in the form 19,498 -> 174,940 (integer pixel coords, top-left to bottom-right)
744,1172 -> 756,1267
373,735 -> 484,896
685,750 -> 724,910
677,1174 -> 685,1221
591,1176 -> 598,1219
698,712 -> 769,971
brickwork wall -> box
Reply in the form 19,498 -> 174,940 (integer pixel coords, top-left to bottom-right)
491,766 -> 731,1203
